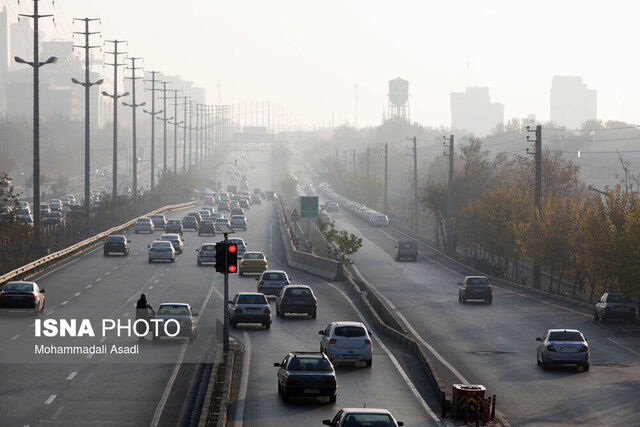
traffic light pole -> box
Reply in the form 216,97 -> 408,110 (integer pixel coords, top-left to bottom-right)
223,232 -> 229,352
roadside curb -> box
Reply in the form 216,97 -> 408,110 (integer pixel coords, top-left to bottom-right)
199,340 -> 239,426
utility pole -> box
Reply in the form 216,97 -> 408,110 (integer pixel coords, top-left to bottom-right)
143,71 -> 163,190
407,136 -> 418,235
158,81 -> 173,175
71,17 -> 101,228
179,96 -> 188,172
122,57 -> 145,201
15,0 -> 56,234
383,143 -> 388,215
195,104 -> 200,167
188,100 -> 194,169
527,125 -> 543,289
102,40 -> 129,215
444,135 -> 455,255
169,89 -> 182,173
366,146 -> 370,184
352,149 -> 356,174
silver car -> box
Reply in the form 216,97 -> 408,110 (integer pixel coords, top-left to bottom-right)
228,237 -> 247,256
196,243 -> 217,266
536,329 -> 589,371
160,233 -> 184,254
152,303 -> 198,342
150,214 -> 167,229
256,270 -> 290,296
228,292 -> 271,329
231,215 -> 247,230
135,217 -> 155,233
147,240 -> 175,263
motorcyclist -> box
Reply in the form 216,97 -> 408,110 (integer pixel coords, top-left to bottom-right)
135,294 -> 155,341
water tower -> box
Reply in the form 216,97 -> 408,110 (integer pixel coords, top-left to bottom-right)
388,77 -> 409,121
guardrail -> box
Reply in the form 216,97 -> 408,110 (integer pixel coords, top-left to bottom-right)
0,199 -> 196,285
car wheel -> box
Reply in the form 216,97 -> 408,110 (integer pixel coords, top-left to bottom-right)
197,260 -> 202,266
462,297 -> 467,303
542,356 -> 549,370
310,311 -> 317,319
537,354 -> 542,366
276,306 -> 281,317
282,390 -> 289,403
264,322 -> 271,329
329,393 -> 337,403
103,251 -> 108,257
278,381 -> 283,394
582,362 -> 590,372
594,311 -> 599,321
487,298 -> 493,304
148,259 -> 153,263
458,294 -> 462,302
365,359 -> 372,368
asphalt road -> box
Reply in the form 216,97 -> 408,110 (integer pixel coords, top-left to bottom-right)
326,202 -> 640,425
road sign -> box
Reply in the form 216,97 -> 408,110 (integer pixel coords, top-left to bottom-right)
291,209 -> 300,223
300,196 -> 319,218
206,179 -> 215,186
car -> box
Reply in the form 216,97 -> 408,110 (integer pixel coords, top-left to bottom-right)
160,233 -> 184,254
187,212 -> 202,224
209,212 -> 224,221
64,194 -> 76,204
198,210 -> 211,221
231,215 -> 247,230
182,216 -> 199,231
49,200 -> 62,212
201,206 -> 215,214
229,200 -> 240,209
238,251 -> 268,276
198,220 -> 216,236
228,292 -> 271,329
230,207 -> 245,217
395,240 -> 417,261
251,194 -> 261,204
147,240 -> 175,263
204,196 -> 215,206
275,351 -> 337,403
152,303 -> 198,342
43,211 -> 64,226
39,204 -> 51,216
324,201 -> 339,213
458,276 -> 493,304
257,270 -> 290,296
266,191 -> 276,200
217,201 -> 230,212
276,285 -> 317,318
323,408 -> 404,426
149,214 -> 167,229
372,214 -> 389,227
536,329 -> 589,371
135,217 -> 155,233
214,218 -> 231,230
228,237 -> 247,256
594,292 -> 636,322
239,199 -> 250,209
103,235 -> 130,256
0,281 -> 45,314
320,321 -> 373,367
18,201 -> 30,209
166,219 -> 183,235
318,211 -> 331,224
196,243 -> 217,265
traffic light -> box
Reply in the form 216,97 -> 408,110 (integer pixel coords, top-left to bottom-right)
215,242 -> 226,273
227,243 -> 238,273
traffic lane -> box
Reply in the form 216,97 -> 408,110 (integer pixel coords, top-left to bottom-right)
229,204 -> 435,426
332,213 -> 640,424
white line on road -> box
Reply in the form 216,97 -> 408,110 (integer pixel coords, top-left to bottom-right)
104,272 -> 110,276
607,337 -> 640,356
159,273 -> 164,277
233,331 -> 251,427
10,334 -> 19,341
50,405 -> 64,420
66,371 -> 77,380
96,278 -> 101,282
44,394 -> 57,405
113,266 -> 118,270
99,337 -> 107,343
154,279 -> 159,283
82,372 -> 94,383
74,292 -> 81,297
60,301 -> 68,306
46,310 -> 53,315
123,312 -> 129,317
148,286 -> 154,290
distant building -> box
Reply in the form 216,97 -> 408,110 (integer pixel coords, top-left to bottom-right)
0,6 -> 8,111
450,86 -> 504,136
550,76 -> 596,129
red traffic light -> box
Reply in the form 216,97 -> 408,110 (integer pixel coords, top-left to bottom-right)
228,244 -> 237,253
228,264 -> 237,273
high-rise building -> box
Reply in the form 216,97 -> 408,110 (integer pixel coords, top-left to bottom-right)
0,6 -> 9,111
550,76 -> 596,129
450,86 -> 504,136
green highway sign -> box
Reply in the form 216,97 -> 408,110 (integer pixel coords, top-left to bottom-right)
300,196 -> 319,218
206,179 -> 215,185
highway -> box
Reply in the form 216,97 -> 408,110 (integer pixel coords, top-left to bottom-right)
325,195 -> 640,425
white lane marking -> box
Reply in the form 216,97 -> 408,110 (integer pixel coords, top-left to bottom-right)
44,394 -> 57,405
154,279 -> 159,283
159,273 -> 165,277
607,337 -> 640,356
60,301 -> 68,306
151,277 -> 218,426
85,284 -> 92,289
66,371 -> 77,380
123,312 -> 129,317
104,272 -> 110,276
82,372 -> 94,383
46,310 -> 53,315
50,405 -> 65,420
99,336 -> 107,343
32,244 -> 103,281
323,280 -> 443,424
96,278 -> 101,282
85,353 -> 93,359
10,334 -> 19,341
74,292 -> 81,297
148,286 -> 154,290
113,266 -> 118,270
234,331 -> 251,427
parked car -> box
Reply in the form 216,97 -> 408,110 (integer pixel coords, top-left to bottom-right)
149,214 -> 167,229
135,217 -> 154,233
594,293 -> 636,322
238,251 -> 268,276
275,351 -> 337,403
198,220 -> 216,236
395,241 -> 417,261
257,270 -> 290,296
276,285 -> 317,318
152,303 -> 198,342
166,219 -> 183,235
160,233 -> 184,254
536,329 -> 589,371
229,292 -> 271,329
147,240 -> 175,263
0,281 -> 45,314
103,235 -> 130,256
458,276 -> 493,304
323,409 -> 404,426
196,243 -> 217,266
182,216 -> 199,231
319,321 -> 372,367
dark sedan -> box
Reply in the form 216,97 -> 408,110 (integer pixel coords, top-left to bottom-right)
103,235 -> 130,256
198,220 -> 216,236
182,216 -> 199,231
276,285 -> 317,318
275,351 -> 337,403
0,281 -> 46,313
459,276 -> 493,304
595,293 -> 636,322
166,219 -> 183,235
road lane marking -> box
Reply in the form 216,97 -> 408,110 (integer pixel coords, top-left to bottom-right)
82,372 -> 94,383
96,278 -> 101,282
154,279 -> 159,283
159,273 -> 165,277
123,312 -> 129,317
99,337 -> 107,343
10,334 -> 19,341
66,371 -> 77,380
113,266 -> 118,270
234,331 -> 251,427
46,311 -> 53,315
104,272 -> 110,276
85,284 -> 92,289
607,337 -> 640,356
74,292 -> 81,297
44,394 -> 57,405
60,301 -> 68,306
148,286 -> 154,290
50,405 -> 64,420
33,244 -> 103,281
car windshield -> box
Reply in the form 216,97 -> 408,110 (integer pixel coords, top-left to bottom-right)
467,278 -> 490,286
161,235 -> 178,240
341,414 -> 394,425
201,244 -> 216,251
168,220 -> 180,225
608,294 -> 632,303
287,357 -> 333,372
138,218 -> 150,223
334,326 -> 366,337
237,294 -> 267,305
105,236 -> 124,242
548,331 -> 583,342
229,239 -> 244,246
183,216 -> 196,222
201,220 -> 214,225
232,215 -> 245,220
285,288 -> 312,297
263,273 -> 286,281
399,242 -> 415,248
157,305 -> 190,316
243,253 -> 264,260
152,241 -> 171,248
4,283 -> 33,292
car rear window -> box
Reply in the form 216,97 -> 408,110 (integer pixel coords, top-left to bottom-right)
237,294 -> 268,305
334,326 -> 366,337
243,253 -> 264,260
342,414 -> 394,425
263,273 -> 286,281
183,216 -> 195,221
229,239 -> 244,245
287,357 -> 333,372
4,283 -> 33,292
608,294 -> 632,303
467,278 -> 490,286
168,220 -> 181,225
201,244 -> 215,251
157,305 -> 190,316
105,236 -> 124,242
285,288 -> 312,297
548,331 -> 583,342
399,242 -> 415,248
137,218 -> 150,222
152,241 -> 172,248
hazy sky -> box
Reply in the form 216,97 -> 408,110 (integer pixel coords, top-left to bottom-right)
5,0 -> 640,128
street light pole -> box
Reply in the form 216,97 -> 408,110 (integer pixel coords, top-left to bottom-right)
123,57 -> 145,202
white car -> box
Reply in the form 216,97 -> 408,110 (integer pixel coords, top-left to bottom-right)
230,215 -> 247,230
228,237 -> 247,256
323,408 -> 404,426
319,321 -> 372,367
147,240 -> 175,263
372,214 -> 389,227
160,233 -> 184,254
152,303 -> 198,342
149,214 -> 167,229
214,218 -> 231,229
135,217 -> 154,233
